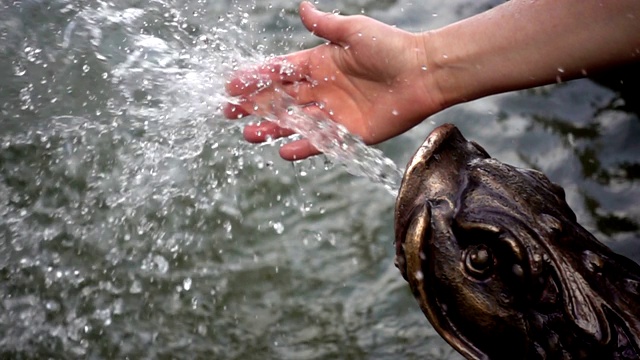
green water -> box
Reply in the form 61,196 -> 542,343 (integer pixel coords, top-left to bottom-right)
0,0 -> 638,359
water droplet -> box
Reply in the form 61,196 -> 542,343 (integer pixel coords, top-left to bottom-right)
129,280 -> 142,294
512,264 -> 524,277
154,255 -> 169,274
421,65 -> 428,71
45,300 -> 61,312
273,222 -> 284,234
414,270 -> 424,281
14,65 -> 26,76
183,277 -> 192,291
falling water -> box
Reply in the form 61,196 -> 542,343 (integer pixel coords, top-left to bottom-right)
229,80 -> 403,195
270,93 -> 403,196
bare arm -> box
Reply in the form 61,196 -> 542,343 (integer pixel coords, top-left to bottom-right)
426,0 -> 640,108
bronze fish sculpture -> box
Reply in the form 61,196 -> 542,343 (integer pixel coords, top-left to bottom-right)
394,124 -> 640,359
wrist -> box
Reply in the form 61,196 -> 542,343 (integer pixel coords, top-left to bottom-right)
408,31 -> 451,117
417,28 -> 485,111
414,29 -> 475,114
415,0 -> 640,110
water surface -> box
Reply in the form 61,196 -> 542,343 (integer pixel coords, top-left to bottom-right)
1,0 -> 638,359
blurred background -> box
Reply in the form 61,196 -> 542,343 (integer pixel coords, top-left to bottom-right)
0,0 -> 638,358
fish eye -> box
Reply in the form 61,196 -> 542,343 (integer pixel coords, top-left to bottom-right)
464,244 -> 494,279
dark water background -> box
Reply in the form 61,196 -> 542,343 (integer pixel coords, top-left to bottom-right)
1,0 -> 639,359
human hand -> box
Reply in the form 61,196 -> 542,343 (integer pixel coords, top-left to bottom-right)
224,1 -> 442,160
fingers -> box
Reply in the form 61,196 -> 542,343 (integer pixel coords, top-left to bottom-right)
225,57 -> 310,97
279,139 -> 320,161
242,121 -> 320,161
223,102 -> 250,119
242,103 -> 326,161
226,1 -> 349,99
243,121 -> 295,143
224,72 -> 317,121
283,81 -> 316,105
299,1 -> 351,45
223,2 -> 349,161
241,99 -> 318,143
223,53 -> 315,121
224,3 -> 341,119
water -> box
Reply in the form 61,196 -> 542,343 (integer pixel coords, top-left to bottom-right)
233,81 -> 403,195
1,0 -> 639,359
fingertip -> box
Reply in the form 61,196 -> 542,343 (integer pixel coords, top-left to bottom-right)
299,1 -> 316,14
225,64 -> 277,96
225,77 -> 249,96
279,139 -> 320,161
243,122 -> 295,143
299,1 -> 322,33
223,103 -> 249,119
298,2 -> 349,45
243,123 -> 268,143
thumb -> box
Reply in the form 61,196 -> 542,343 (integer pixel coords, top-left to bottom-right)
299,1 -> 349,45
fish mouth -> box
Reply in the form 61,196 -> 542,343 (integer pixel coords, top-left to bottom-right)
394,124 -> 490,279
393,123 -> 493,360
395,124 -> 455,281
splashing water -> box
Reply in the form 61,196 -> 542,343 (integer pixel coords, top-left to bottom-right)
271,92 -> 403,196
73,0 -> 403,195
230,78 -> 403,195
0,1 -> 406,357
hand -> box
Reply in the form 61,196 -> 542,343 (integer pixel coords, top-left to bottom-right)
224,1 -> 442,160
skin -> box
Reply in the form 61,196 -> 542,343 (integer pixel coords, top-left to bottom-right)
224,0 -> 640,161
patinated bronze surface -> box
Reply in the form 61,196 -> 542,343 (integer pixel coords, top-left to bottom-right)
394,124 -> 640,359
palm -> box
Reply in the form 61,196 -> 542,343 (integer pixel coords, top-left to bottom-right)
299,31 -> 422,142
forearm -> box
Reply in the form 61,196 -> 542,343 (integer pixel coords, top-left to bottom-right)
423,0 -> 640,108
